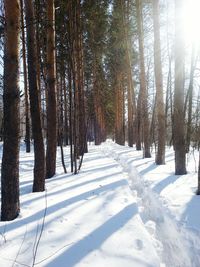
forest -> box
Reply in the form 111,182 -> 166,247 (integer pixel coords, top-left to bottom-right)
0,0 -> 200,266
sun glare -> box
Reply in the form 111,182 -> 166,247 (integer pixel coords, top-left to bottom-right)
183,0 -> 200,45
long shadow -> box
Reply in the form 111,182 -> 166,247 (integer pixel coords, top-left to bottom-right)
0,179 -> 127,234
45,203 -> 138,267
139,163 -> 158,176
80,162 -> 120,173
22,170 -> 122,203
153,174 -> 181,194
105,149 -> 134,159
180,195 -> 200,231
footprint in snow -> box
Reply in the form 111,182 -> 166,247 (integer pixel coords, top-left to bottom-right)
135,239 -> 143,250
124,198 -> 128,203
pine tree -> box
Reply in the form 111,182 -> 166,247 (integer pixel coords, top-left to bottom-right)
20,0 -> 31,153
83,0 -> 109,145
174,0 -> 187,175
136,0 -> 151,158
24,0 -> 46,191
46,0 -> 57,178
1,0 -> 21,221
152,0 -> 165,164
109,0 -> 126,146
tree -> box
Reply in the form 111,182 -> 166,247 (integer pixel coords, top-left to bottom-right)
66,0 -> 88,173
109,0 -> 126,146
1,0 -> 21,221
121,0 -> 136,147
185,45 -> 196,153
83,0 -> 109,146
197,150 -> 200,195
20,0 -> 31,153
152,0 -> 165,164
136,0 -> 151,158
174,0 -> 187,175
46,0 -> 57,178
24,0 -> 46,191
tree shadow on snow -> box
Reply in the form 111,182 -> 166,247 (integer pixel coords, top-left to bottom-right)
153,174 -> 181,194
180,195 -> 200,231
45,203 -> 138,267
0,178 -> 127,236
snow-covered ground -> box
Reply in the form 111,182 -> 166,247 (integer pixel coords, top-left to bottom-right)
0,141 -> 200,267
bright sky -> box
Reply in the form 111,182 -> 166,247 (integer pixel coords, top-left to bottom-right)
183,0 -> 200,46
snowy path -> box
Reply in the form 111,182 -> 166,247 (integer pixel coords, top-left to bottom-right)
0,142 -> 199,266
101,142 -> 200,267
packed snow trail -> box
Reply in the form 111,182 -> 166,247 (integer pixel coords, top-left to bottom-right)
101,141 -> 200,267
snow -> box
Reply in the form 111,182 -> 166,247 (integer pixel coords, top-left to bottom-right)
0,141 -> 200,267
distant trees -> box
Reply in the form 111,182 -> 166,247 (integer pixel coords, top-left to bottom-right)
83,0 -> 109,145
109,0 -> 126,146
1,0 -> 21,221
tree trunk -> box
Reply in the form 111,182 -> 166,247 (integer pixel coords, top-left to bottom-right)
46,0 -> 57,178
20,0 -> 31,153
63,73 -> 69,146
136,0 -> 151,158
153,0 -> 165,164
1,0 -> 21,221
197,150 -> 200,195
24,0 -> 46,191
121,0 -> 136,147
174,0 -> 187,175
185,46 -> 195,153
115,74 -> 125,146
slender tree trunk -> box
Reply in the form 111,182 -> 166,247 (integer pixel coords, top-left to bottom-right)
186,46 -> 195,153
1,0 -> 21,221
63,73 -> 69,146
174,0 -> 187,175
136,0 -> 151,158
165,56 -> 172,144
77,0 -> 87,155
120,0 -> 136,147
115,74 -> 125,146
24,0 -> 46,191
46,0 -> 57,178
197,150 -> 200,195
20,0 -> 31,153
68,65 -> 74,173
136,92 -> 142,150
153,0 -> 165,164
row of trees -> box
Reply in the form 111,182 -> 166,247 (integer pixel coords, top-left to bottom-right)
0,0 -> 200,221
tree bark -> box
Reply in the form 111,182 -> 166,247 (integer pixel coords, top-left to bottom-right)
153,0 -> 165,164
115,73 -> 125,146
174,0 -> 187,175
1,0 -> 21,221
185,46 -> 195,153
46,0 -> 57,178
121,0 -> 136,147
197,150 -> 200,195
24,0 -> 46,191
136,0 -> 151,158
20,0 -> 31,153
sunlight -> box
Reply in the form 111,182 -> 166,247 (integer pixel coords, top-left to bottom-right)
183,0 -> 200,45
